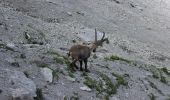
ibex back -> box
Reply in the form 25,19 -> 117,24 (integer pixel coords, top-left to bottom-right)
68,29 -> 108,72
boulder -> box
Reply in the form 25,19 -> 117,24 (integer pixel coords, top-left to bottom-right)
0,69 -> 36,100
41,67 -> 53,83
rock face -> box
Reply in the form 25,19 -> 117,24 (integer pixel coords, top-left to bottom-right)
0,69 -> 36,100
41,67 -> 53,83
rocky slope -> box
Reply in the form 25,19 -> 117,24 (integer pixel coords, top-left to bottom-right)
0,0 -> 170,100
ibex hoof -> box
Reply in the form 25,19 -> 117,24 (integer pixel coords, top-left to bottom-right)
80,68 -> 83,71
85,69 -> 90,72
75,67 -> 79,69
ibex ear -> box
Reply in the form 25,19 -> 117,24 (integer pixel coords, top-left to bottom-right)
102,37 -> 109,44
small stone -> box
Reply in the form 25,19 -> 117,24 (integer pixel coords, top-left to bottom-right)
80,86 -> 92,92
25,32 -> 31,39
41,68 -> 53,83
6,43 -> 15,49
146,72 -> 152,76
67,12 -> 72,16
76,11 -> 84,16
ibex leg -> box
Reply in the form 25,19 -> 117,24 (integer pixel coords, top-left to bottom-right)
79,60 -> 83,71
84,59 -> 89,72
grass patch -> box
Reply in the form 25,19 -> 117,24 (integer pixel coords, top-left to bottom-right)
84,72 -> 128,99
81,72 -> 88,77
99,73 -> 117,95
53,56 -> 65,64
105,55 -> 132,64
70,92 -> 80,100
160,74 -> 167,84
149,66 -> 168,84
64,96 -> 67,100
148,93 -> 156,100
93,54 -> 98,59
68,71 -> 75,78
38,63 -> 49,68
160,67 -> 170,76
84,76 -> 97,89
52,69 -> 60,81
34,88 -> 43,100
152,71 -> 159,79
112,72 -> 128,87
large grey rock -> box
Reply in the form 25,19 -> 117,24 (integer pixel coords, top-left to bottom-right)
41,67 -> 53,83
0,69 -> 36,100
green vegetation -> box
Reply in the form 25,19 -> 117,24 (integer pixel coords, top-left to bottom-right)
34,88 -> 43,100
70,92 -> 80,100
161,67 -> 170,76
64,96 -> 67,100
99,73 -> 117,95
84,76 -> 97,89
84,72 -> 128,99
53,56 -> 65,64
148,93 -> 156,100
112,72 -> 128,87
52,69 -> 60,81
93,54 -> 98,59
147,65 -> 168,84
152,70 -> 160,79
81,72 -> 88,77
105,55 -> 132,64
38,63 -> 49,68
160,74 -> 167,84
68,71 -> 75,78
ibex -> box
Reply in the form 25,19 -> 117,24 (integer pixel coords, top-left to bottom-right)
68,29 -> 109,72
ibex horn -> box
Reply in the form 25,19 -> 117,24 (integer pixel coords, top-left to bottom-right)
101,32 -> 105,40
95,28 -> 97,42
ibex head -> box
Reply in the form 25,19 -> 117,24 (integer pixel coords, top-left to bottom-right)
90,28 -> 109,52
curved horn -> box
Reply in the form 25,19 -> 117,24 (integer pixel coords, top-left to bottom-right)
95,28 -> 97,42
101,32 -> 105,40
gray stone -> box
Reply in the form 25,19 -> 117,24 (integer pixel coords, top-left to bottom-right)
80,86 -> 92,92
0,69 -> 36,100
6,43 -> 16,49
41,67 -> 53,83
